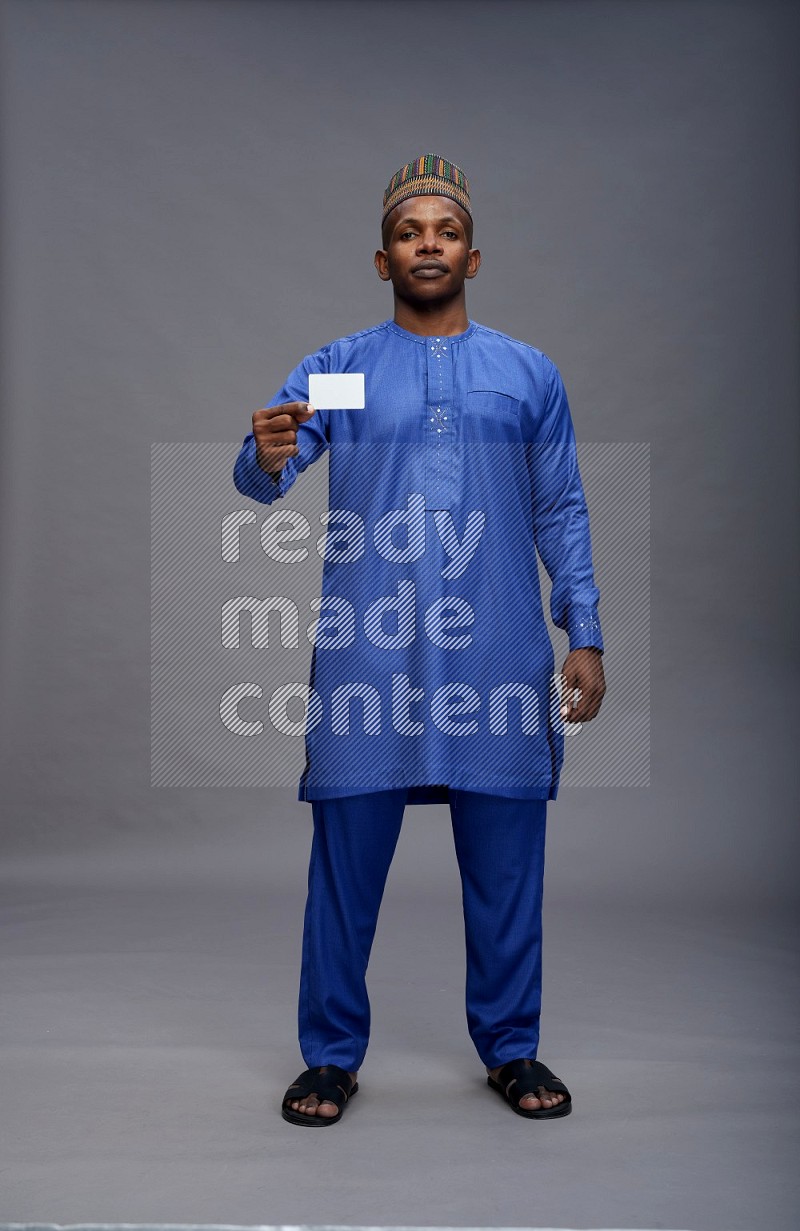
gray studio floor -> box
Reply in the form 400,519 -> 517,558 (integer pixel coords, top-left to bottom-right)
1,797 -> 797,1231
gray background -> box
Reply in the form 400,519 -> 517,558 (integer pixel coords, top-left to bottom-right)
0,1 -> 797,1228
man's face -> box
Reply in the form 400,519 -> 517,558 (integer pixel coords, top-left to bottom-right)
374,196 -> 480,303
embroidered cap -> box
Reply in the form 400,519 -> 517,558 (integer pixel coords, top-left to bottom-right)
382,154 -> 471,225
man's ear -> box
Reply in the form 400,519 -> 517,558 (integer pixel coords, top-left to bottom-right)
374,249 -> 391,282
465,248 -> 481,280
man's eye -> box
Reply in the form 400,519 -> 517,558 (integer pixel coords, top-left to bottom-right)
442,230 -> 458,238
400,231 -> 417,239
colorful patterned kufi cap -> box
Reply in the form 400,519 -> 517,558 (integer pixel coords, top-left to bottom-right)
382,154 -> 471,225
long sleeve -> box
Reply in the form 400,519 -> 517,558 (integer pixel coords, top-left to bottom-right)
526,358 -> 604,654
233,352 -> 331,505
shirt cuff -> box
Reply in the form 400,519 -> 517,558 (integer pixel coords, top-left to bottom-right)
236,436 -> 296,503
567,607 -> 604,654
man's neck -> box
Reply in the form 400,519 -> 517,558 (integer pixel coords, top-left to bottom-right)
392,297 -> 470,337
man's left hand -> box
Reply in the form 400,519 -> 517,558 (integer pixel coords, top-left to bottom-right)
559,648 -> 606,723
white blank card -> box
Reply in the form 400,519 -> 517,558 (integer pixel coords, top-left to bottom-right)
308,373 -> 365,409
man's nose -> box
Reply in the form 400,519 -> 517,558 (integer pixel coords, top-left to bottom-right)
417,230 -> 443,252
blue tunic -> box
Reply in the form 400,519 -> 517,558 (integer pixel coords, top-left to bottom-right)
233,318 -> 603,804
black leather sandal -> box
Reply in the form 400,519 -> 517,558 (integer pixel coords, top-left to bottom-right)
281,1064 -> 359,1126
487,1058 -> 572,1119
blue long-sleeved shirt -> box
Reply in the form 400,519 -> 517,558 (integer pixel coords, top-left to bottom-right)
233,318 -> 603,803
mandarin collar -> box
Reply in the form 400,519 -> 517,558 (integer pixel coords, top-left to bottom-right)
385,319 -> 478,345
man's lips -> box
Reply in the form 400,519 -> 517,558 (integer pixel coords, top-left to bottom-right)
412,261 -> 448,277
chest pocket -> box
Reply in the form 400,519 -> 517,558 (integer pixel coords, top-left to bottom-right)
465,389 -> 521,441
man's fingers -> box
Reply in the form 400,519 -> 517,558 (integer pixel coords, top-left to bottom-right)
253,401 -> 316,426
563,687 -> 584,723
567,682 -> 605,722
568,694 -> 593,722
558,673 -> 575,721
260,424 -> 299,448
258,443 -> 299,464
559,675 -> 586,719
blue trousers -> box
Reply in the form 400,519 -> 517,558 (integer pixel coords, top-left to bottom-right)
298,788 -> 548,1070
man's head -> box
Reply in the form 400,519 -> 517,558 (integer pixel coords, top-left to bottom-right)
375,154 -> 480,305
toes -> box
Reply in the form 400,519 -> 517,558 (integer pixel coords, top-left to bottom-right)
286,1091 -> 339,1119
518,1087 -> 565,1110
293,1094 -> 321,1115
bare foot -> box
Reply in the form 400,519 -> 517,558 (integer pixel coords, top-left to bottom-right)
487,1058 -> 566,1111
286,1066 -> 359,1119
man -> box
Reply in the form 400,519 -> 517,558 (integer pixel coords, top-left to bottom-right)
233,154 -> 606,1126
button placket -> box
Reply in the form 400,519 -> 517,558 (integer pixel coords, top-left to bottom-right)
425,337 -> 452,509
